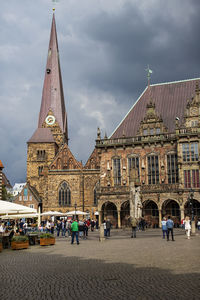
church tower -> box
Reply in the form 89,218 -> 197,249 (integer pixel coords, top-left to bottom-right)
27,12 -> 68,196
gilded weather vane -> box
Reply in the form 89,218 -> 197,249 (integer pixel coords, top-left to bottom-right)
145,65 -> 153,87
52,0 -> 59,12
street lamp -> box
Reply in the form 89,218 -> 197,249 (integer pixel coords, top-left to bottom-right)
188,188 -> 196,234
74,202 -> 77,220
188,188 -> 194,221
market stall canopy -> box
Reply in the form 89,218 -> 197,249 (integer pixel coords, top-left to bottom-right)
0,213 -> 39,219
0,200 -> 37,215
64,210 -> 88,216
41,211 -> 64,216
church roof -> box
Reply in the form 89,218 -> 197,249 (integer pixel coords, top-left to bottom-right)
28,128 -> 55,143
38,13 -> 68,140
111,78 -> 200,138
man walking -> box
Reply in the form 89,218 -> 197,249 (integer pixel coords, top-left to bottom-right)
106,219 -> 111,237
71,219 -> 79,245
131,217 -> 138,238
161,217 -> 167,239
166,216 -> 175,241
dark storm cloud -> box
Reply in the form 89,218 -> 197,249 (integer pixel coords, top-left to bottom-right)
1,0 -> 200,185
76,0 -> 200,97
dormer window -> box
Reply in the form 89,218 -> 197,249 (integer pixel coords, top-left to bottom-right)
150,128 -> 154,135
156,128 -> 161,134
191,120 -> 198,127
143,129 -> 148,136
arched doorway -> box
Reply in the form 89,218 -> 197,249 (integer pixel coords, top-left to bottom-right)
120,201 -> 130,227
142,200 -> 159,228
101,202 -> 118,228
184,199 -> 200,222
162,200 -> 180,227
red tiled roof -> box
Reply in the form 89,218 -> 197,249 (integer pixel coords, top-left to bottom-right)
0,160 -> 4,169
111,78 -> 200,138
38,13 -> 68,139
27,128 -> 55,143
2,173 -> 12,189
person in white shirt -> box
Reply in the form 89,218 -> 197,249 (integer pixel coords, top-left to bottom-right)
184,216 -> 191,239
0,223 -> 5,233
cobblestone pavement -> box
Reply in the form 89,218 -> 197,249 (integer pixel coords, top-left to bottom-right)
0,229 -> 200,300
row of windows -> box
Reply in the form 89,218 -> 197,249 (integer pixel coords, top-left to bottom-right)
19,195 -> 32,201
143,128 -> 161,136
184,170 -> 200,188
37,150 -> 46,160
113,154 -> 179,185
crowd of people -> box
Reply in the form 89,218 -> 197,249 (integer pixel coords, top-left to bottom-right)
0,215 -> 199,245
40,218 -> 99,239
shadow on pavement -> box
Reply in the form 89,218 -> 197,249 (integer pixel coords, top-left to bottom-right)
0,251 -> 199,300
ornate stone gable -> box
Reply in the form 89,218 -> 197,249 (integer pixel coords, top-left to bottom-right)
84,148 -> 100,170
49,143 -> 82,170
181,82 -> 200,131
137,100 -> 168,136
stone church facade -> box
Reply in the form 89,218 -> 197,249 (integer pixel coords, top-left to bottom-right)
26,13 -> 200,227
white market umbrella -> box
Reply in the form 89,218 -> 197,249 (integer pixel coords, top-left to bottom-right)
0,213 -> 39,219
64,210 -> 87,216
41,211 -> 64,216
0,200 -> 37,215
94,211 -> 99,215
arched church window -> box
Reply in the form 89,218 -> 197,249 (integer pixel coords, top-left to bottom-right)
58,182 -> 71,207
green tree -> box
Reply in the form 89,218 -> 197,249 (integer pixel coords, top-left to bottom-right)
2,185 -> 13,201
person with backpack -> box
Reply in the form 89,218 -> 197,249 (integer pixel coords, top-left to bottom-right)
166,216 -> 175,241
71,219 -> 79,245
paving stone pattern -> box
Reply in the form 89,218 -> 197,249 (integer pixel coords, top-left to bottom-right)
0,229 -> 200,300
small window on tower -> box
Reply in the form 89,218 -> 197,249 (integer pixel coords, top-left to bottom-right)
46,68 -> 51,74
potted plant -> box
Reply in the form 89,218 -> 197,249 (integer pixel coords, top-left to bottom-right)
0,236 -> 2,252
40,233 -> 55,246
11,235 -> 29,250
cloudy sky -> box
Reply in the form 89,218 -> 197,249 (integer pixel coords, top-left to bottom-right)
1,0 -> 200,185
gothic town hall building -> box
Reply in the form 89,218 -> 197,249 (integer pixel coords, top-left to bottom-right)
26,13 -> 200,227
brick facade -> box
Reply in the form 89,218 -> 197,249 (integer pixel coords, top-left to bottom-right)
96,85 -> 200,227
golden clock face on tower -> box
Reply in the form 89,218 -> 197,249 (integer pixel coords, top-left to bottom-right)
45,115 -> 55,125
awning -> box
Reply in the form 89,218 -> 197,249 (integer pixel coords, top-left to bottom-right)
0,200 -> 37,215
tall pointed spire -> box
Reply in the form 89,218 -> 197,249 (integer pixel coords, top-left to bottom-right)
38,12 -> 68,144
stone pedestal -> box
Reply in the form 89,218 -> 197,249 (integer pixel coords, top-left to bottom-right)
99,224 -> 105,242
159,209 -> 162,228
117,210 -> 121,228
180,209 -> 184,222
99,211 -> 102,226
191,220 -> 196,234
